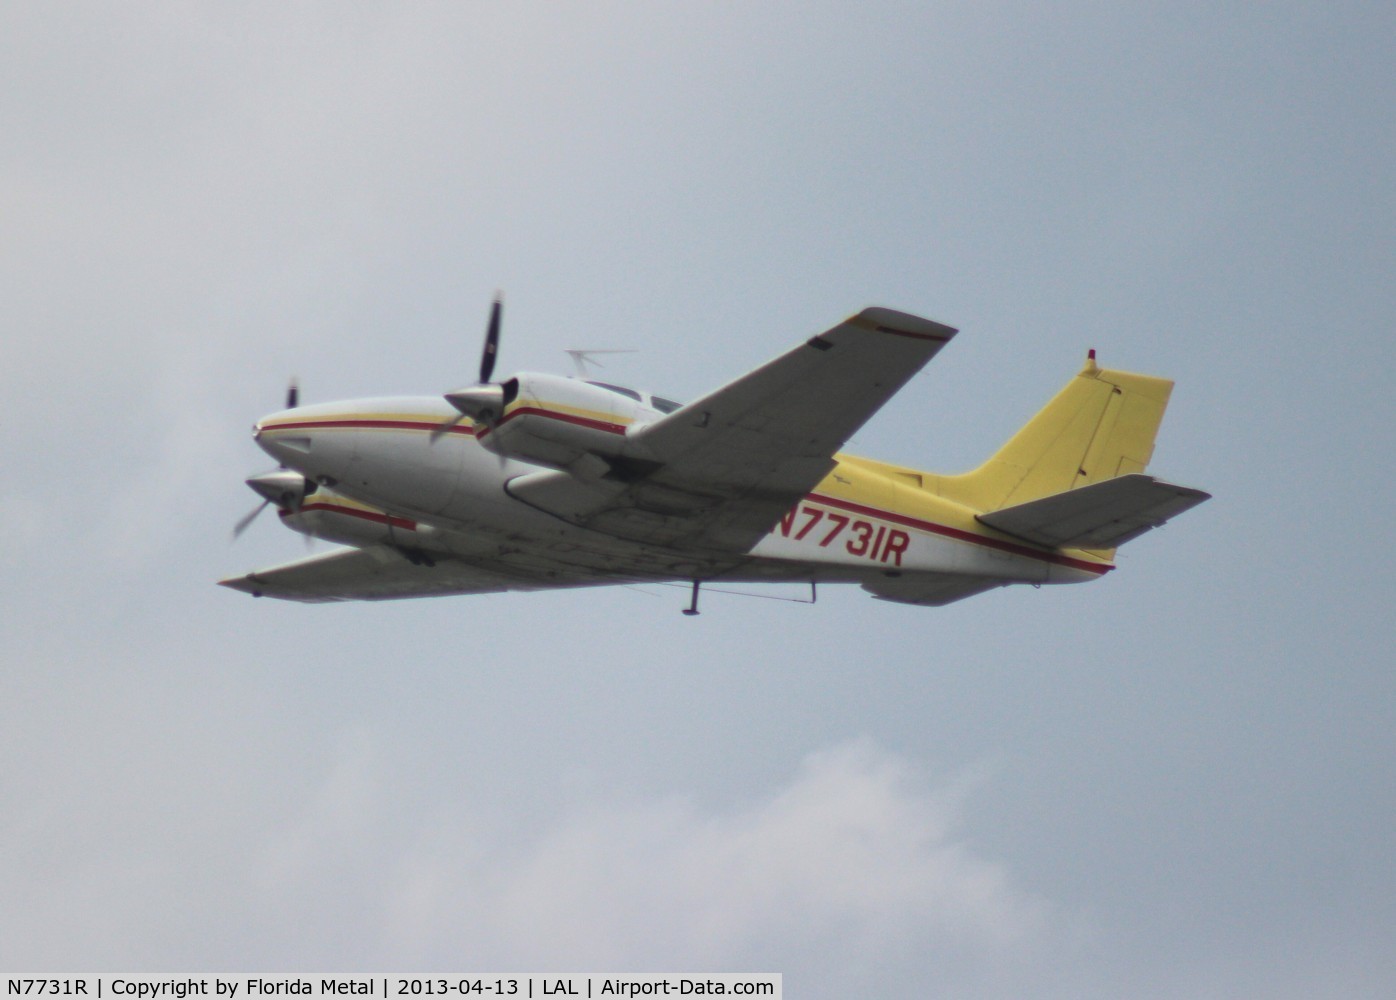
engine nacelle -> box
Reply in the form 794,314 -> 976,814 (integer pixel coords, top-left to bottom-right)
279,487 -> 442,555
480,372 -> 657,474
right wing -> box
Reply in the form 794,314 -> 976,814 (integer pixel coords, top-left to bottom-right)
508,307 -> 957,552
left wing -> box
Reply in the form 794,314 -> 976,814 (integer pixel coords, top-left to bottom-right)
218,545 -> 612,603
507,307 -> 956,552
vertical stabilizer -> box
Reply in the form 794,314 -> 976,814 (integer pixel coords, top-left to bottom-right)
931,355 -> 1174,513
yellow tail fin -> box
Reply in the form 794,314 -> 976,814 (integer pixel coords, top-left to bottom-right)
930,353 -> 1175,513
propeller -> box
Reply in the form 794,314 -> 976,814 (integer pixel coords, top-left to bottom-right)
232,378 -> 310,539
232,498 -> 273,540
232,468 -> 318,539
433,294 -> 507,442
480,295 -> 501,383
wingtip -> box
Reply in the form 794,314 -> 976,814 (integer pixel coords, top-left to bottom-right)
218,575 -> 263,597
851,307 -> 958,342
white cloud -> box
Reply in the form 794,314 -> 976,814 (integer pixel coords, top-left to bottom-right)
348,740 -> 1057,984
469,743 -> 1049,966
3,731 -> 1054,984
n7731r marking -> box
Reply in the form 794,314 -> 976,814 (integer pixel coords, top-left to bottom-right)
777,503 -> 910,566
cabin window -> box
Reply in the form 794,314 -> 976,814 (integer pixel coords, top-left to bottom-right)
586,381 -> 643,402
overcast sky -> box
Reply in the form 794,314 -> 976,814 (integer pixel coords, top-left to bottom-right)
3,3 -> 1393,996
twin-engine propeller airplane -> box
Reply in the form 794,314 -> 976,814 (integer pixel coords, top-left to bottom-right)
220,301 -> 1209,610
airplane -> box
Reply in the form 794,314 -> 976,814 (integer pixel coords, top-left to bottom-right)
220,301 -> 1209,611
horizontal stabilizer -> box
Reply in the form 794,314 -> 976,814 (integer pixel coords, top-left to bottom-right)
977,474 -> 1210,550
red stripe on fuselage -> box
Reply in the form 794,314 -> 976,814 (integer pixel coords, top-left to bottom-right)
804,492 -> 1112,575
262,405 -> 630,440
478,406 -> 629,439
263,418 -> 476,436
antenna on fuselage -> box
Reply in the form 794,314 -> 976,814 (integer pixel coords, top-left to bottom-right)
675,579 -> 817,615
565,348 -> 637,377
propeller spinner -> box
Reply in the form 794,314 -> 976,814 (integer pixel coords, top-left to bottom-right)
434,295 -> 508,440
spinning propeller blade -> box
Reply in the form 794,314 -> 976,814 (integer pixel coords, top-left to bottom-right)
429,414 -> 469,442
480,295 -> 501,383
433,294 -> 506,442
232,500 -> 271,539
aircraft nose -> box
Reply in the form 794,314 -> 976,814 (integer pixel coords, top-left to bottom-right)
253,410 -> 312,466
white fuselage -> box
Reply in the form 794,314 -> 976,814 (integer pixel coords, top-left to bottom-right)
253,389 -> 1103,596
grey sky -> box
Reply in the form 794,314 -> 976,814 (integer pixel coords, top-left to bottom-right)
3,3 -> 1393,996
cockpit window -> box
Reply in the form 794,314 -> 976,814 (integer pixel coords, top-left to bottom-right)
651,396 -> 683,414
585,381 -> 643,402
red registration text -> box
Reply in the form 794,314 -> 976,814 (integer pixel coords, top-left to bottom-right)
777,503 -> 909,566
